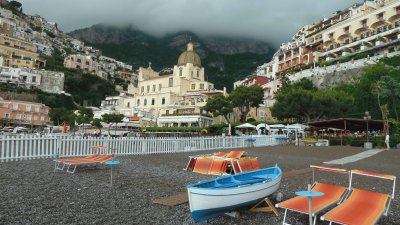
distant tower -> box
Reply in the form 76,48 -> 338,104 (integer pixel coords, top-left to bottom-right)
148,61 -> 152,69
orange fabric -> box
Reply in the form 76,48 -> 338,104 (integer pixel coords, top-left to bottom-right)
193,157 -> 213,174
237,158 -> 253,172
310,165 -> 347,173
64,155 -> 113,165
323,189 -> 389,225
213,152 -> 228,157
56,154 -> 101,162
352,170 -> 396,180
226,151 -> 247,159
249,158 -> 260,170
278,183 -> 347,214
208,159 -> 227,175
91,145 -> 107,149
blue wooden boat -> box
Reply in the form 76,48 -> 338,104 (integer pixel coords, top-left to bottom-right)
187,164 -> 282,222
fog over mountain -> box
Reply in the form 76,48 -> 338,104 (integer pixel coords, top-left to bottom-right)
19,0 -> 359,46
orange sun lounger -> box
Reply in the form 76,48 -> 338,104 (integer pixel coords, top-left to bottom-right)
321,169 -> 396,225
59,155 -> 113,174
193,157 -> 213,175
225,150 -> 247,159
276,165 -> 348,225
54,154 -> 101,171
208,159 -> 228,175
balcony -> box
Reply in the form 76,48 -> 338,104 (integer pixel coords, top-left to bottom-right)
371,18 -> 387,29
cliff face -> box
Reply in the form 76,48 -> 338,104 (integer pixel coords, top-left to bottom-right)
69,24 -> 272,55
69,24 -> 275,90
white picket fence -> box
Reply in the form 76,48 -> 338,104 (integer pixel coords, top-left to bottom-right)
0,135 -> 287,162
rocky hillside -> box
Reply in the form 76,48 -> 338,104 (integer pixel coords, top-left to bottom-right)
69,24 -> 275,90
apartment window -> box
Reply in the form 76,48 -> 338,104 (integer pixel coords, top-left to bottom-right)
191,84 -> 195,89
85,61 -> 90,65
200,83 -> 204,89
13,103 -> 18,110
329,33 -> 334,38
4,113 -> 10,119
153,85 -> 156,92
344,26 -> 350,32
377,13 -> 383,19
166,110 -> 169,115
2,103 -> 8,108
137,99 -> 140,106
361,19 -> 367,26
127,102 -> 130,108
141,86 -> 144,93
33,116 -> 38,121
144,99 -> 147,106
26,105 -> 31,111
32,76 -> 36,83
179,68 -> 183,76
16,114 -> 21,120
147,85 -> 150,93
77,59 -> 81,63
40,116 -> 44,121
162,97 -> 165,105
26,115 -> 32,121
35,106 -> 40,112
169,78 -> 173,87
151,98 -> 155,105
158,84 -> 162,91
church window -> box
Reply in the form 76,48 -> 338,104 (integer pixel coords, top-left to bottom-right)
137,99 -> 140,106
169,78 -> 173,87
162,97 -> 165,105
191,84 -> 195,89
153,85 -> 156,92
151,98 -> 155,105
147,85 -> 150,92
191,70 -> 193,76
127,102 -> 130,108
141,86 -> 144,93
196,70 -> 199,77
144,99 -> 147,106
159,84 -> 162,91
200,83 -> 204,89
179,68 -> 183,76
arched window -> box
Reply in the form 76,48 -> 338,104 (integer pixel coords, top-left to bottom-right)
127,102 -> 130,108
169,78 -> 173,87
196,70 -> 200,77
179,68 -> 183,76
151,98 -> 155,105
137,99 -> 140,106
144,99 -> 147,106
162,97 -> 165,105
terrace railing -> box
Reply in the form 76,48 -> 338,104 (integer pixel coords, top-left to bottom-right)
0,134 -> 286,162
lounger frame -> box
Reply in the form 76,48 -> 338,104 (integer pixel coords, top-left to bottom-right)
277,165 -> 349,225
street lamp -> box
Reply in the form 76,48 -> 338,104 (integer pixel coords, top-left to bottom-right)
363,111 -> 371,148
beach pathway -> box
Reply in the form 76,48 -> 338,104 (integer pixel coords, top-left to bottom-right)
323,149 -> 383,165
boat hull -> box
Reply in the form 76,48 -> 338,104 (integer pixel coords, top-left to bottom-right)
187,166 -> 282,222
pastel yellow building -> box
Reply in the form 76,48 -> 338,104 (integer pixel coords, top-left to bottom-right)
0,34 -> 45,69
119,41 -> 224,127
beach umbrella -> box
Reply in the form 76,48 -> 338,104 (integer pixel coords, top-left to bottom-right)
235,123 -> 256,129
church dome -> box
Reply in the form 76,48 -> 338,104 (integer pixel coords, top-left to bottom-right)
177,41 -> 201,67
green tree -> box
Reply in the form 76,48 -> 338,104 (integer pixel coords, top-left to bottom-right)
5,1 -> 22,13
91,118 -> 103,134
76,108 -> 94,134
203,95 -> 233,123
272,83 -> 354,122
102,113 -> 124,136
49,108 -> 76,126
229,85 -> 264,122
380,76 -> 400,120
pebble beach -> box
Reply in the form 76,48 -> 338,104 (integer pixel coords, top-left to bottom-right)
0,145 -> 399,225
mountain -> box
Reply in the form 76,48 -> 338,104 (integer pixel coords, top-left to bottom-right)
69,24 -> 275,90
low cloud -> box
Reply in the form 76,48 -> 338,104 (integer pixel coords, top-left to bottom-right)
19,0 -> 360,46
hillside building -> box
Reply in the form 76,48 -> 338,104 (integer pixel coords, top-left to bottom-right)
0,99 -> 51,127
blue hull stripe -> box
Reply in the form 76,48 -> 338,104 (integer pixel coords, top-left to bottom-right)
190,181 -> 280,197
191,198 -> 263,222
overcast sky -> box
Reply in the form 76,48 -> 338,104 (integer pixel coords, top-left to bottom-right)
19,0 -> 360,46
